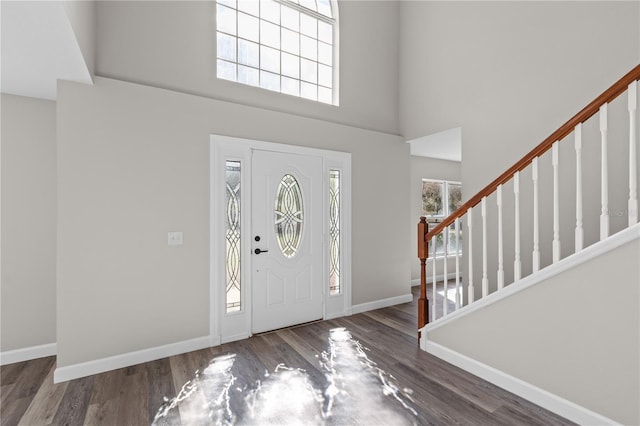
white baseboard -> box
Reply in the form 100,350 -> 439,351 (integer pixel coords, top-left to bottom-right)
423,340 -> 618,425
0,343 -> 57,366
351,293 -> 413,315
210,335 -> 221,347
325,311 -> 347,320
221,333 -> 250,344
411,272 -> 460,287
54,335 -> 211,383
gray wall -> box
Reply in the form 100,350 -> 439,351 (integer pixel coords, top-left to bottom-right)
56,76 -> 409,367
427,236 -> 640,425
400,1 -> 639,164
1,94 -> 57,352
95,0 -> 400,135
410,156 -> 461,282
400,1 -> 640,294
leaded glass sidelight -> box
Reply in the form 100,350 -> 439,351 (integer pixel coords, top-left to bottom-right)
225,161 -> 241,313
329,170 -> 341,295
274,174 -> 304,258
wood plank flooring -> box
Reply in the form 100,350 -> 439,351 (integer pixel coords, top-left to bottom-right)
1,286 -> 574,425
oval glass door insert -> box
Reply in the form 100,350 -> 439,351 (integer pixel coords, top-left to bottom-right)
274,174 -> 304,258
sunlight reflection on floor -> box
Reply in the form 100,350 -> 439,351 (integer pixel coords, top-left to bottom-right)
153,328 -> 417,425
438,287 -> 461,305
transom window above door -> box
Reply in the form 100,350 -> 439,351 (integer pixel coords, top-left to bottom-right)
216,0 -> 337,105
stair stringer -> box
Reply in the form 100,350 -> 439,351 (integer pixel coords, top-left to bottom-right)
421,223 -> 640,426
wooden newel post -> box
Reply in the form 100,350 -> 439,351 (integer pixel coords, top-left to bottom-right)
417,216 -> 429,341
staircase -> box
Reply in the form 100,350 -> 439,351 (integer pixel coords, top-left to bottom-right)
417,65 -> 640,425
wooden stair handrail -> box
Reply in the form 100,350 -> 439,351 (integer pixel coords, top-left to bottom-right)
425,64 -> 640,242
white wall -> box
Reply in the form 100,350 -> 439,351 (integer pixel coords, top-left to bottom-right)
426,234 -> 640,425
400,1 -> 640,294
1,94 -> 57,352
95,0 -> 400,135
410,156 -> 461,282
56,77 -> 410,368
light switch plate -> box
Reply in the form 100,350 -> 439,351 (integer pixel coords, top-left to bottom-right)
168,231 -> 183,246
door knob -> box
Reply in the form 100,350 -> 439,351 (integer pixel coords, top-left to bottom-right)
254,248 -> 269,254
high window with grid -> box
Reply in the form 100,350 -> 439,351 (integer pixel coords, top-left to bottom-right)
216,0 -> 336,104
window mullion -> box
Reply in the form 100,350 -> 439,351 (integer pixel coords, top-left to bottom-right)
236,8 -> 240,81
274,0 -> 334,24
444,181 -> 449,217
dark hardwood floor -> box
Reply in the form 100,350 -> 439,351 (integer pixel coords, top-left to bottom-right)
1,286 -> 574,425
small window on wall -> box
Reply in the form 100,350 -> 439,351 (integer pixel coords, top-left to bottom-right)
422,179 -> 462,256
216,0 -> 337,105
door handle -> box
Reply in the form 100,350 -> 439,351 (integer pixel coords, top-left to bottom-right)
254,248 -> 269,255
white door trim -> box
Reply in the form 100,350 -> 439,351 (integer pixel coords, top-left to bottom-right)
210,135 -> 352,344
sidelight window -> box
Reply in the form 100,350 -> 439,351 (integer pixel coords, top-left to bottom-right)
329,169 -> 341,295
225,161 -> 242,312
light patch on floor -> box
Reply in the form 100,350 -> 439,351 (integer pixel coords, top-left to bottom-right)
438,286 -> 461,304
152,328 -> 417,425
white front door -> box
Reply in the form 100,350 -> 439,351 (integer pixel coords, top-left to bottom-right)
251,150 -> 324,333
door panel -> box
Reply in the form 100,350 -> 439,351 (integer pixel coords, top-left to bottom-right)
266,271 -> 285,306
252,150 -> 323,333
295,266 -> 313,301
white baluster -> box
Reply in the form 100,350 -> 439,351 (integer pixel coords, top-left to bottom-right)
629,81 -> 638,226
514,171 -> 521,282
467,209 -> 474,303
575,123 -> 584,252
481,197 -> 488,298
455,217 -> 461,309
497,185 -> 504,290
432,231 -> 437,321
443,227 -> 449,316
552,141 -> 561,264
532,157 -> 540,273
600,104 -> 609,240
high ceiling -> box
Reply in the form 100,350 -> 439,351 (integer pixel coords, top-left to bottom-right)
1,1 -> 92,100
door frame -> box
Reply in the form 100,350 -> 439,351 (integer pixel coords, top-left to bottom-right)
210,135 -> 352,344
